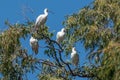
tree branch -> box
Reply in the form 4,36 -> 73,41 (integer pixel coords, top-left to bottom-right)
38,33 -> 99,79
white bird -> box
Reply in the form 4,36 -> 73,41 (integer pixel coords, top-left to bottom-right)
71,47 -> 79,66
30,36 -> 39,54
35,8 -> 48,30
56,28 -> 66,44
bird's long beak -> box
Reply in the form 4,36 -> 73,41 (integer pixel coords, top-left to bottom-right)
49,10 -> 55,14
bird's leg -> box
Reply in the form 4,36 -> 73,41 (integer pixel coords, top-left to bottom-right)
35,26 -> 39,33
41,25 -> 44,30
30,26 -> 34,33
32,25 -> 38,34
42,25 -> 45,31
36,26 -> 39,31
39,25 -> 45,32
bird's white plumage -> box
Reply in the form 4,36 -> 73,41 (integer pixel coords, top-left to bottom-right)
35,8 -> 48,30
56,28 -> 65,44
30,36 -> 39,54
71,47 -> 79,66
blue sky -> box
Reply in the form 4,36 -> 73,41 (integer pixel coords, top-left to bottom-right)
0,0 -> 93,80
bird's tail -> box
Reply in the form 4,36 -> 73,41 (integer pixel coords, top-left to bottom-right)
32,45 -> 39,55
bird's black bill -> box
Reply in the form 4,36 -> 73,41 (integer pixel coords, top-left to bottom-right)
49,10 -> 55,14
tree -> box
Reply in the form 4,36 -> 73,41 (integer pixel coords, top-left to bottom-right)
0,0 -> 120,80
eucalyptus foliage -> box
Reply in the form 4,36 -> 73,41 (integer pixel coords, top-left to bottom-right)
64,0 -> 120,80
0,0 -> 120,80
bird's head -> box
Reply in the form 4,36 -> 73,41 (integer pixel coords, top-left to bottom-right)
30,36 -> 34,39
44,8 -> 54,14
30,36 -> 38,42
44,8 -> 48,13
72,47 -> 76,52
61,28 -> 66,32
44,8 -> 48,12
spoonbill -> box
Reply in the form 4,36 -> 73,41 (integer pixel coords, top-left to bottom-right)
71,47 -> 79,66
30,36 -> 39,54
56,28 -> 66,44
35,8 -> 48,31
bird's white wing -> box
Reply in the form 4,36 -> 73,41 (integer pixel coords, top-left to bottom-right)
35,15 -> 43,26
56,31 -> 60,39
34,15 -> 43,31
56,31 -> 65,44
30,38 -> 33,46
56,31 -> 60,43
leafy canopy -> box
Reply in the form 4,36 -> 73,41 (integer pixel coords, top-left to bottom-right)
0,0 -> 120,80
